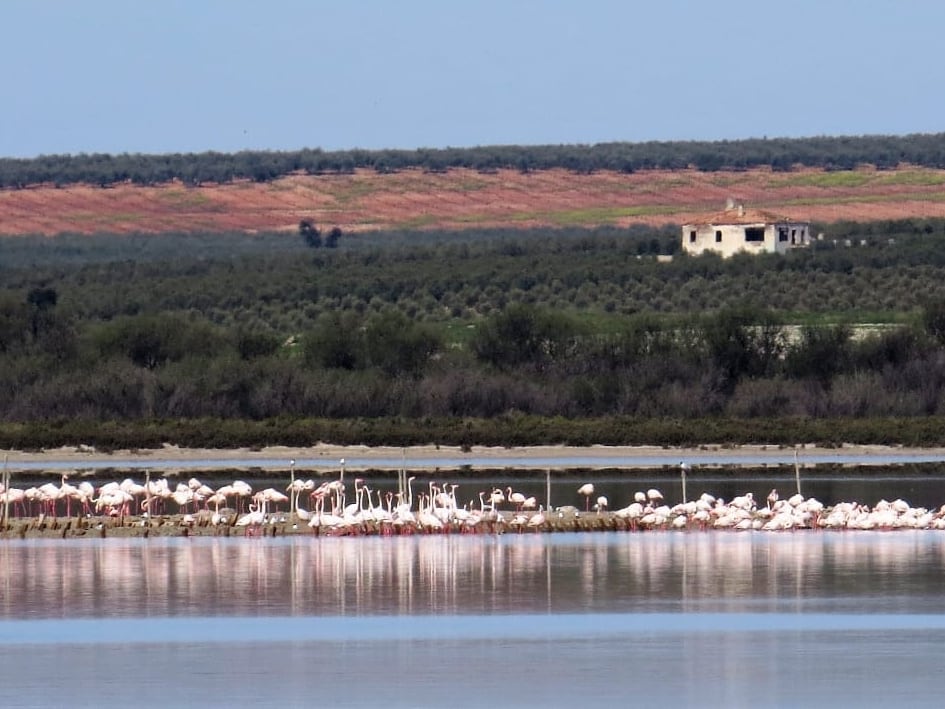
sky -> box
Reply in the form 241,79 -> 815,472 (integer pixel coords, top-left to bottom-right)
3,0 -> 944,158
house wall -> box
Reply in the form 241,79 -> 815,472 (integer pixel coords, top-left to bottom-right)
682,222 -> 810,258
773,223 -> 811,254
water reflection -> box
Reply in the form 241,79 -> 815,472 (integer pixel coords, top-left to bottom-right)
2,532 -> 945,622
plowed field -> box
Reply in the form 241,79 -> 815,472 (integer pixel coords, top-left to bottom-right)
2,166 -> 945,236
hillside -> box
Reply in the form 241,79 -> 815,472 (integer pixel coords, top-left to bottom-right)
3,165 -> 945,236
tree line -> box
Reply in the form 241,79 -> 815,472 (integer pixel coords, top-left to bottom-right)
4,132 -> 945,188
4,221 -> 945,334
4,221 -> 945,446
5,293 -> 945,426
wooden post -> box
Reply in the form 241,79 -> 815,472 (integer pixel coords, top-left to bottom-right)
3,454 -> 9,531
289,459 -> 296,514
144,468 -> 152,520
546,468 -> 551,512
794,450 -> 802,497
399,448 -> 406,501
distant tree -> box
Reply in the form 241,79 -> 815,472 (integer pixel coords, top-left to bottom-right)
785,324 -> 852,385
851,327 -> 923,370
299,219 -> 321,248
693,151 -> 725,171
362,311 -> 441,376
922,298 -> 945,346
702,308 -> 786,391
235,328 -> 282,360
325,226 -> 343,248
91,314 -> 228,369
26,287 -> 58,338
702,309 -> 756,390
94,316 -> 177,369
0,296 -> 30,353
35,318 -> 78,362
302,312 -> 359,369
472,304 -> 580,370
27,287 -> 57,310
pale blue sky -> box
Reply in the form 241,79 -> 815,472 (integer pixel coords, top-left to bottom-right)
3,0 -> 943,158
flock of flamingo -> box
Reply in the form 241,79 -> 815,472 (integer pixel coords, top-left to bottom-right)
3,463 -> 945,536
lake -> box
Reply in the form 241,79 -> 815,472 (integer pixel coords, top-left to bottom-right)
2,532 -> 945,707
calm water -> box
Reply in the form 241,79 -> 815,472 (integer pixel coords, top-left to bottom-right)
2,533 -> 945,708
10,450 -> 945,472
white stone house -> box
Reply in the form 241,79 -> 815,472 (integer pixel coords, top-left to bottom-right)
681,202 -> 811,258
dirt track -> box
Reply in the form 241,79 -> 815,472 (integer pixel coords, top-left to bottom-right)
3,166 -> 945,235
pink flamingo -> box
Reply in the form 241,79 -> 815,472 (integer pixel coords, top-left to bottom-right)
577,483 -> 595,512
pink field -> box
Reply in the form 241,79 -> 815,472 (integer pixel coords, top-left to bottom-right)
2,166 -> 945,235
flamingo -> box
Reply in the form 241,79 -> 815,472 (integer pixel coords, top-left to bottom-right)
430,485 -> 454,524
488,488 -> 505,510
365,488 -> 391,524
0,487 -> 26,518
527,505 -> 546,530
393,492 -> 417,528
326,480 -> 345,516
577,483 -> 595,512
417,493 -> 443,532
22,488 -> 42,516
287,478 -> 315,513
76,481 -> 96,515
171,483 -> 195,513
767,488 -> 779,510
434,484 -> 453,509
260,487 -> 290,513
236,502 -> 265,535
58,474 -> 79,517
205,492 -> 230,525
308,490 -> 347,532
37,482 -> 63,517
615,502 -> 644,528
231,480 -> 254,513
191,483 -> 216,510
95,488 -> 133,517
144,478 -> 171,514
646,488 -> 663,505
507,487 -> 527,511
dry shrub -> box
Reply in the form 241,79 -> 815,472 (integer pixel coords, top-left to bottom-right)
725,378 -> 805,418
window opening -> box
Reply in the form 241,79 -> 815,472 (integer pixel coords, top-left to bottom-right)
745,227 -> 765,242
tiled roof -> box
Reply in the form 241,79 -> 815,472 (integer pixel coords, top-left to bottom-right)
685,207 -> 807,226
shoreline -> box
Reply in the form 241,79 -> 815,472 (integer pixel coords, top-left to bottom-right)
4,442 -> 945,472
